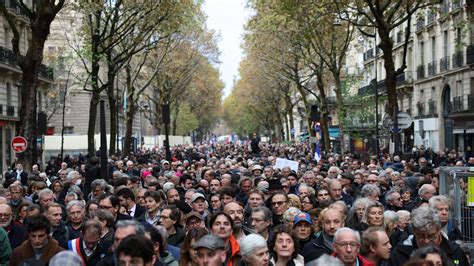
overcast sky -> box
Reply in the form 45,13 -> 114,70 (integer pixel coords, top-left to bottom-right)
203,0 -> 252,98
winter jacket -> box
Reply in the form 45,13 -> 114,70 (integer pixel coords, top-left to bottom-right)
161,251 -> 178,266
389,235 -> 469,266
301,232 -> 332,262
10,236 -> 64,266
0,228 -> 11,265
67,237 -> 108,266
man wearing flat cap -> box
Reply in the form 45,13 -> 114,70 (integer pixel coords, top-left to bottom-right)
193,234 -> 227,266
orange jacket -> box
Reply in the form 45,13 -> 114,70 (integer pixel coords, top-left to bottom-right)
227,234 -> 241,266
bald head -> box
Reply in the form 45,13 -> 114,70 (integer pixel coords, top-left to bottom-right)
419,184 -> 436,200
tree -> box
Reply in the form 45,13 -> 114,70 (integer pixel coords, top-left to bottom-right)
337,0 -> 440,153
0,0 -> 65,170
72,1 -> 193,155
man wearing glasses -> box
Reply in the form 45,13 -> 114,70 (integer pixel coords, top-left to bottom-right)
389,206 -> 469,266
331,227 -> 374,266
269,192 -> 289,227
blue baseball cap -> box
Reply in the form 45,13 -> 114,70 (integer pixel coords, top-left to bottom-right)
294,212 -> 312,225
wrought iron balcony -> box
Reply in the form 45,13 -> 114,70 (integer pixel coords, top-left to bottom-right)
428,100 -> 437,116
357,72 -> 408,96
416,102 -> 425,118
452,96 -> 463,112
417,65 -> 425,79
427,61 -> 437,76
440,56 -> 450,72
0,46 -> 54,80
452,51 -> 464,68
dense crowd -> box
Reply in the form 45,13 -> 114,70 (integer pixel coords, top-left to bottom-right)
0,142 -> 473,266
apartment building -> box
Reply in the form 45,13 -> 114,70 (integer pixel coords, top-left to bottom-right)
358,0 -> 473,152
0,1 -> 54,173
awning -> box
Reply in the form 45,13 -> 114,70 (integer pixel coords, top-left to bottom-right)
329,128 -> 340,138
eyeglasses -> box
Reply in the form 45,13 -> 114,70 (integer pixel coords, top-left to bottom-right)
414,231 -> 438,241
366,180 -> 377,183
335,242 -> 359,249
0,213 -> 11,218
271,201 -> 287,206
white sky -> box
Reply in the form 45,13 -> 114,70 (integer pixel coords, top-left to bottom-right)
203,0 -> 251,98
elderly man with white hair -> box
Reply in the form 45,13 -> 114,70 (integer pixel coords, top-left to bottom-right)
331,227 -> 374,266
429,195 -> 462,241
406,184 -> 437,211
239,234 -> 270,266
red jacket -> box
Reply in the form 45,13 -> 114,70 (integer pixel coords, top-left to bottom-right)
331,253 -> 376,266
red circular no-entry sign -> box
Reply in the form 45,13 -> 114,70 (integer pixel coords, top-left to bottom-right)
11,136 -> 28,153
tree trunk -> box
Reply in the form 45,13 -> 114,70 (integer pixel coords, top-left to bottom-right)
316,72 -> 331,153
8,1 -> 66,171
16,66 -> 39,171
123,67 -> 134,157
108,91 -> 117,155
379,30 -> 401,153
123,99 -> 135,157
87,92 -> 100,156
333,72 -> 346,153
172,105 -> 179,135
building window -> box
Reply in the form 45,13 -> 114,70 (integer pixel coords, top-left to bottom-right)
6,83 -> 11,103
63,126 -> 74,135
431,36 -> 436,62
443,31 -> 449,58
419,41 -> 425,65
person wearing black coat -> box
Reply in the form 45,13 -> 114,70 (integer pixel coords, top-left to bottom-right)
388,206 -> 469,266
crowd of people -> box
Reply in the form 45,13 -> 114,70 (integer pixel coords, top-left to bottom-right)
0,142 -> 472,266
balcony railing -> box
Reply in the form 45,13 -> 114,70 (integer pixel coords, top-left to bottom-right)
440,56 -> 450,71
417,65 -> 425,79
416,102 -> 425,117
0,46 -> 54,80
467,45 -> 474,65
0,105 -> 3,115
357,72 -> 409,96
452,51 -> 464,68
6,105 -> 14,116
452,94 -> 474,112
427,61 -> 437,76
428,100 -> 437,116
